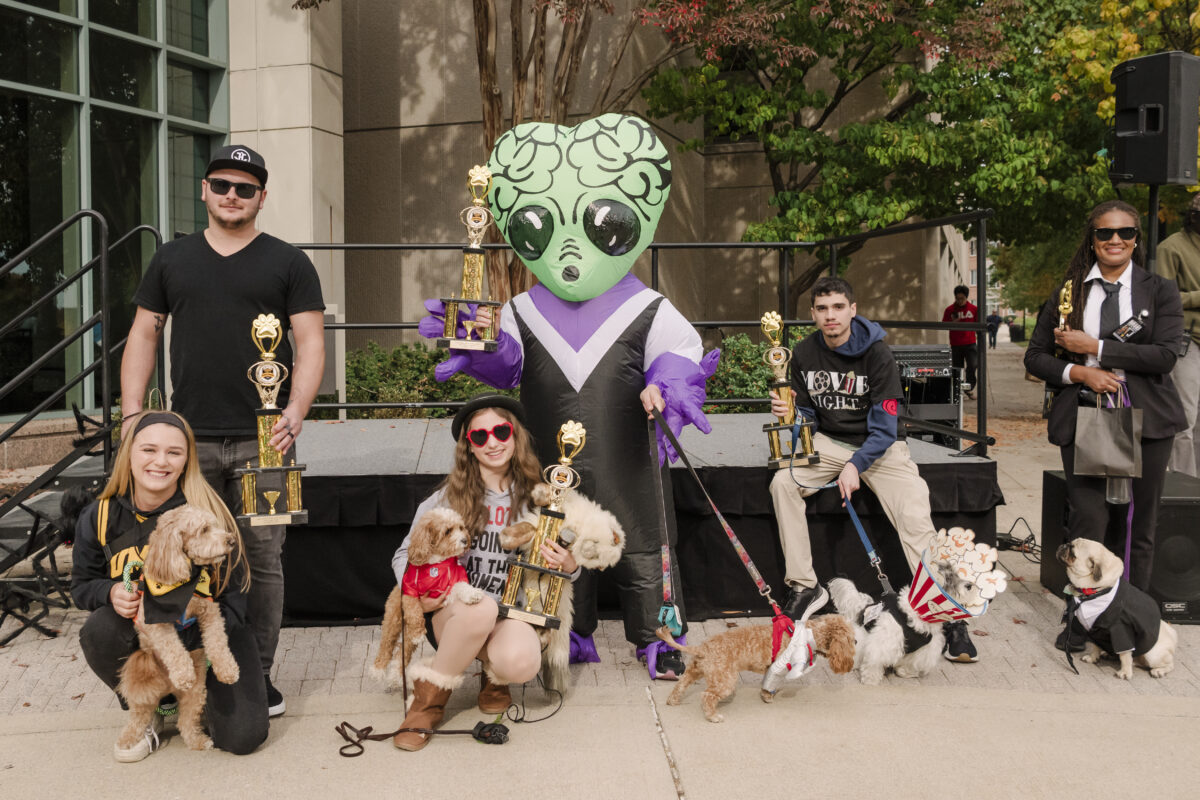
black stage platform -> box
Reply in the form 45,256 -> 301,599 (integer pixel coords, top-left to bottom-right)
283,416 -> 1003,625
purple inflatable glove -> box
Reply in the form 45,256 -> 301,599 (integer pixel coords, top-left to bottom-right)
419,298 -> 480,381
647,349 -> 721,465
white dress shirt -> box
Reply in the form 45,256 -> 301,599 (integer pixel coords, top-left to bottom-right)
1061,261 -> 1133,385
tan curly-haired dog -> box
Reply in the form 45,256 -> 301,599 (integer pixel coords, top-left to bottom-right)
372,508 -> 484,687
116,505 -> 239,753
656,615 -> 856,722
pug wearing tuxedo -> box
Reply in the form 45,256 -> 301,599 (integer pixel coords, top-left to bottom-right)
1057,538 -> 1178,679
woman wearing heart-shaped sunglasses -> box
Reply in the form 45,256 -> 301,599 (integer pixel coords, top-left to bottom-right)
387,393 -> 578,750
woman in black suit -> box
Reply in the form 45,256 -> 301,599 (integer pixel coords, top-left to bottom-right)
1026,200 -> 1185,616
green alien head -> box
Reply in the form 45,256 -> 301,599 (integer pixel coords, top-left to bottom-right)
487,113 -> 672,301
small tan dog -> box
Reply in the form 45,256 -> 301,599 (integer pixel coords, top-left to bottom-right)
656,616 -> 856,722
117,505 -> 239,754
372,508 -> 484,686
1057,538 -> 1178,679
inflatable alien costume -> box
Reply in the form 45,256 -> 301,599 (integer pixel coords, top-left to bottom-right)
422,115 -> 719,677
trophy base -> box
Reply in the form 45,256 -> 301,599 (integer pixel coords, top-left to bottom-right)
437,337 -> 498,352
238,510 -> 309,527
235,464 -> 307,476
497,604 -> 561,629
762,421 -> 795,434
769,453 -> 820,469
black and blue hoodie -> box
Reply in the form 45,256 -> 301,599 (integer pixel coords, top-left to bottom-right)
789,315 -> 904,474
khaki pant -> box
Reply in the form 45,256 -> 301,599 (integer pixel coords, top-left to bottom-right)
769,434 -> 936,589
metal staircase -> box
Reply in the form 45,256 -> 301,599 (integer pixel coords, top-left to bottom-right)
0,212 -> 162,643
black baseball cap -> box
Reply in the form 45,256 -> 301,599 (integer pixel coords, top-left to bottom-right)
206,144 -> 268,186
451,393 -> 526,442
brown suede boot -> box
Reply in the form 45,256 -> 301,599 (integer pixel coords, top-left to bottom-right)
393,665 -> 461,751
477,671 -> 511,714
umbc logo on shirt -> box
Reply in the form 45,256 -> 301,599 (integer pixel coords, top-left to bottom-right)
802,369 -> 870,411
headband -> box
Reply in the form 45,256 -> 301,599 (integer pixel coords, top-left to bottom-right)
131,412 -> 189,439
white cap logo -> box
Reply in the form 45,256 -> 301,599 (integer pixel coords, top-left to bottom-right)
232,148 -> 251,162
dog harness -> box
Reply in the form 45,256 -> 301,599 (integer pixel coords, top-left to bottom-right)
402,557 -> 468,599
862,593 -> 933,653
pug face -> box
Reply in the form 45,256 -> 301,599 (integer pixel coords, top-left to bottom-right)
1056,538 -> 1124,590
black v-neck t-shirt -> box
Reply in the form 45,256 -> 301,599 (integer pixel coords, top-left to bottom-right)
133,231 -> 325,435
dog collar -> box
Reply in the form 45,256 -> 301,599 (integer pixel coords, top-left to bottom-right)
1066,585 -> 1113,600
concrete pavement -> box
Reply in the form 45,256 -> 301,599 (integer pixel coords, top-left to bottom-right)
2,337 -> 1199,798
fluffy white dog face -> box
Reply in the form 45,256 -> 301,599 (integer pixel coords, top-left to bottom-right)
1056,538 -> 1123,590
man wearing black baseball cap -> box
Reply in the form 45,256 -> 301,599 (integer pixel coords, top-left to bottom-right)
121,143 -> 325,719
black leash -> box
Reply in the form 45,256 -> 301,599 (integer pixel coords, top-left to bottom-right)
334,719 -> 509,757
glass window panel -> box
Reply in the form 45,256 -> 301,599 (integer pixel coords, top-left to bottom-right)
166,0 -> 209,56
17,0 -> 76,14
167,61 -> 211,122
90,107 -> 158,380
168,131 -> 210,236
0,8 -> 77,93
90,0 -> 154,38
89,31 -> 156,110
0,89 -> 81,415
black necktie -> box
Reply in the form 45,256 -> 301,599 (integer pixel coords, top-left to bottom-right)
1099,281 -> 1121,339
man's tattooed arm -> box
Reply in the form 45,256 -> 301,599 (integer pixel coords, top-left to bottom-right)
152,314 -> 165,335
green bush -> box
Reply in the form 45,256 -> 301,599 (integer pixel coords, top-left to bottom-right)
704,327 -> 813,413
330,331 -> 817,419
337,341 -> 513,419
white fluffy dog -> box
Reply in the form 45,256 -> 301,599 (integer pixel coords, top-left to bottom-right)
829,577 -> 945,685
500,483 -> 624,691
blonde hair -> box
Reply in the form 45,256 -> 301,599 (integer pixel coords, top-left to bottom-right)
439,406 -> 543,541
101,411 -> 248,595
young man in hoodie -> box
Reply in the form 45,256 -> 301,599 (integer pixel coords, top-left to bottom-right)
767,277 -> 978,662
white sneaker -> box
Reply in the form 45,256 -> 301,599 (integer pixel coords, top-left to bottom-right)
113,714 -> 167,763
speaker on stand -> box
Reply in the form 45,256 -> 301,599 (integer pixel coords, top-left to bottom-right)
1108,50 -> 1200,270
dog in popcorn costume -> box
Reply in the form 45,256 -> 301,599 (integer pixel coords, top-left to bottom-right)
831,528 -> 1007,684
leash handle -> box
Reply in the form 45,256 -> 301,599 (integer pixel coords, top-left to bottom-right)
650,407 -> 785,617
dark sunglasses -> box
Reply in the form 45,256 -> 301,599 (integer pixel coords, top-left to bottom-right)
207,177 -> 263,199
467,422 -> 513,447
1093,227 -> 1138,242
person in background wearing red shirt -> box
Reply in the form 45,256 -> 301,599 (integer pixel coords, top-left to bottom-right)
943,285 -> 979,399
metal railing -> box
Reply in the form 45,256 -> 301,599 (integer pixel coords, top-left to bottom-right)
297,209 -> 995,454
0,214 -> 163,522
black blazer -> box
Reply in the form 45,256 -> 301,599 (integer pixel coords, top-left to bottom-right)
1024,265 -> 1186,446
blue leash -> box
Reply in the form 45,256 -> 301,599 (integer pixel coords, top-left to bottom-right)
789,470 -> 896,597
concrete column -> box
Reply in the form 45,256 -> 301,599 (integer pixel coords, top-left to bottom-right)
228,0 -> 345,397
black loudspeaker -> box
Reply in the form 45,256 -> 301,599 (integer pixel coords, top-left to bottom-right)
1040,470 -> 1200,623
1109,51 -> 1200,185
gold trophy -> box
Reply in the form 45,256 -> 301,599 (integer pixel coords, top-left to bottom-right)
1042,280 -> 1076,418
497,421 -> 587,629
437,165 -> 503,352
236,313 -> 308,526
1058,279 -> 1074,329
761,311 -> 818,469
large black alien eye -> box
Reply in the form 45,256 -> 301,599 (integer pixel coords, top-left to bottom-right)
507,206 -> 555,261
583,200 -> 640,256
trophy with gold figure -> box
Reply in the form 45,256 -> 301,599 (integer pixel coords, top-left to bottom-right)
235,313 -> 308,526
437,165 -> 503,352
761,311 -> 818,469
497,421 -> 587,629
1058,279 -> 1074,330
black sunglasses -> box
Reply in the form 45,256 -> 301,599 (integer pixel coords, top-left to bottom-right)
467,422 -> 513,447
1093,227 -> 1138,242
207,177 -> 263,199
